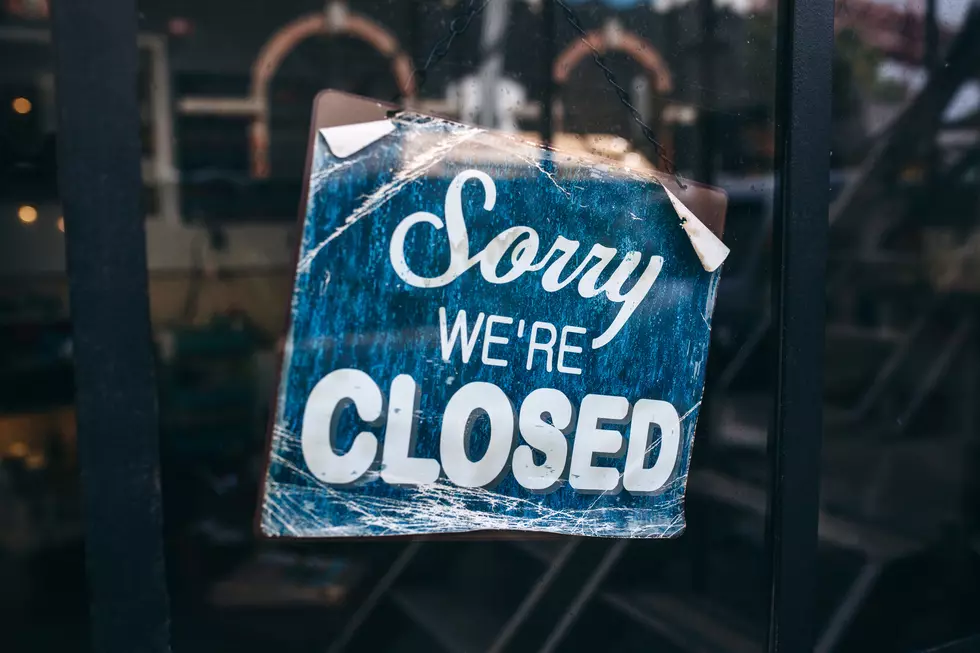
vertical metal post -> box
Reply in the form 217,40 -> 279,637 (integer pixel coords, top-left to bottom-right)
767,0 -> 833,651
51,1 -> 172,652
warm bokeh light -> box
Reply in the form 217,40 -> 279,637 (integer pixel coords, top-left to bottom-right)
12,97 -> 32,115
57,216 -> 65,232
17,205 -> 38,224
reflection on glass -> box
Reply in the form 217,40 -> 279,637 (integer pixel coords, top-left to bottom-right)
2,0 -> 978,651
1,6 -> 82,651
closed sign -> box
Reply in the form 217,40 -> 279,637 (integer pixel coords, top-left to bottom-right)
259,112 -> 728,538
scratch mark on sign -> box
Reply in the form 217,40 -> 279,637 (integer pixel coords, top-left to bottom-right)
680,401 -> 701,423
263,423 -> 685,538
510,151 -> 572,198
297,125 -> 484,274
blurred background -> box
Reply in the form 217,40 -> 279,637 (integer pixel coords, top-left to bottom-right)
1,0 -> 979,651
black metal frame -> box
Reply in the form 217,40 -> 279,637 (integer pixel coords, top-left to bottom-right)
767,0 -> 834,651
51,1 -> 172,652
50,1 -> 833,652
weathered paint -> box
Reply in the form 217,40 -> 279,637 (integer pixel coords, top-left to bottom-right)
260,113 -> 727,538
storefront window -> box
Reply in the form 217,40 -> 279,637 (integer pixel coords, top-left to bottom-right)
1,1 -> 978,651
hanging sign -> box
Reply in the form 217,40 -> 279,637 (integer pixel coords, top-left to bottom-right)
259,91 -> 728,538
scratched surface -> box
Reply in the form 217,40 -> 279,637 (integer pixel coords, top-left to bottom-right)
261,113 -> 724,538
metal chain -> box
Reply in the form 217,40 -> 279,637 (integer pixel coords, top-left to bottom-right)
554,0 -> 684,183
396,0 -> 491,103
399,0 -> 684,186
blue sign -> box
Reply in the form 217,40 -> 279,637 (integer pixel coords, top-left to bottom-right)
259,113 -> 728,538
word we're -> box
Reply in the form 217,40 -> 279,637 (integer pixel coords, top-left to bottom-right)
439,307 -> 587,375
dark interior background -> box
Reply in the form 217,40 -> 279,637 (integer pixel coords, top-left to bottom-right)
1,0 -> 979,651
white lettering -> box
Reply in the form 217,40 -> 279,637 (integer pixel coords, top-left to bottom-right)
439,307 -> 485,364
388,170 -> 494,288
526,321 -> 557,372
441,382 -> 515,488
514,388 -> 572,491
557,326 -> 586,375
390,170 -> 662,349
569,394 -> 629,493
623,400 -> 681,493
482,314 -> 512,367
589,254 -> 664,349
381,374 -> 440,485
299,370 -> 686,495
301,368 -> 381,484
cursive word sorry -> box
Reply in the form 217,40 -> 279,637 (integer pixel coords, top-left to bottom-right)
389,169 -> 664,349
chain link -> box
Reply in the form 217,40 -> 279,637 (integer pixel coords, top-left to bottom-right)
395,0 -> 491,103
554,0 -> 683,184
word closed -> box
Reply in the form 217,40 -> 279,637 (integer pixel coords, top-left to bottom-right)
302,368 -> 681,493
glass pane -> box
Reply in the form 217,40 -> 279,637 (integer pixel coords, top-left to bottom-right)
0,5 -> 89,651
136,0 -> 777,651
818,1 -> 980,651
